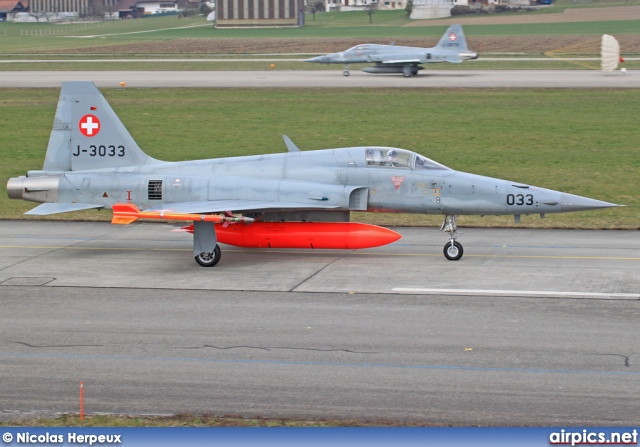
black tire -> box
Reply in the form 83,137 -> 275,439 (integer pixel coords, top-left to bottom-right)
343,70 -> 350,77
443,241 -> 463,261
194,244 -> 221,267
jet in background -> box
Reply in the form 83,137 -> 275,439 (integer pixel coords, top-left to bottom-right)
8,82 -> 617,267
304,24 -> 478,77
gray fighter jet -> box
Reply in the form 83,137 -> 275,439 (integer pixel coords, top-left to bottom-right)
7,82 -> 617,267
304,24 -> 478,77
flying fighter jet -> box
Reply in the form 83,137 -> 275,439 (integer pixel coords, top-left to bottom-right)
304,24 -> 478,77
7,81 -> 617,267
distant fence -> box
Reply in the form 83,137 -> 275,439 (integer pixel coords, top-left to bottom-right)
1,18 -> 123,36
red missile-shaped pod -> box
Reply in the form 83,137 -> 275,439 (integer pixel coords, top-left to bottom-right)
180,221 -> 401,250
111,203 -> 401,249
111,203 -> 255,225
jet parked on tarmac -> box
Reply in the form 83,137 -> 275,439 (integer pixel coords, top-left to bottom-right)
7,81 -> 617,267
304,24 -> 478,77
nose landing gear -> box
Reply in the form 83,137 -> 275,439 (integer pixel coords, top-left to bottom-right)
441,215 -> 463,261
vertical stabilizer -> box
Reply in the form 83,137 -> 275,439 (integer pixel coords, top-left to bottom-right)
43,81 -> 158,172
435,24 -> 469,52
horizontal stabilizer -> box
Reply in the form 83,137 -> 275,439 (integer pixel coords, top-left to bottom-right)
25,203 -> 104,215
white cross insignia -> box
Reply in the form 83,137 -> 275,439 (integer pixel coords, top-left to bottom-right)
79,114 -> 101,137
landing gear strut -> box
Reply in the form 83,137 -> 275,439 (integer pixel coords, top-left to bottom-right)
441,215 -> 463,261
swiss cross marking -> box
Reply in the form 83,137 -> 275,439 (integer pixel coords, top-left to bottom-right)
79,114 -> 101,137
391,176 -> 405,190
449,33 -> 457,41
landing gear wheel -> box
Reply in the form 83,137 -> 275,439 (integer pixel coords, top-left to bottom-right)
443,241 -> 463,261
343,70 -> 350,76
195,244 -> 221,267
411,67 -> 419,76
402,66 -> 413,77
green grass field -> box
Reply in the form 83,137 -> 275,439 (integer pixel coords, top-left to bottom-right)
1,12 -> 639,54
1,87 -> 637,229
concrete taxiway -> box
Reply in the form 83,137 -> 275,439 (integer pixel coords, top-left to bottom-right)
1,221 -> 638,297
1,221 -> 639,424
1,70 -> 639,88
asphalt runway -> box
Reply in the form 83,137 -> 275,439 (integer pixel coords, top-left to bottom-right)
1,69 -> 639,88
1,221 -> 639,424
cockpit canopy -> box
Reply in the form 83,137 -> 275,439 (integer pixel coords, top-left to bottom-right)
365,147 -> 450,170
347,44 -> 373,52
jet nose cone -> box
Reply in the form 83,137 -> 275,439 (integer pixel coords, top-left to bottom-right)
304,55 -> 327,63
560,193 -> 619,212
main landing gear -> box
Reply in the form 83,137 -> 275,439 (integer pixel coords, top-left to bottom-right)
402,65 -> 419,77
441,215 -> 463,261
193,220 -> 221,267
195,244 -> 221,267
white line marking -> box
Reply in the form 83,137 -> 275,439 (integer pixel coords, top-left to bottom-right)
392,288 -> 640,299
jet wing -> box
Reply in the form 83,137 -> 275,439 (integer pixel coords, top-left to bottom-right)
144,200 -> 342,214
25,203 -> 105,215
369,52 -> 422,65
380,59 -> 421,64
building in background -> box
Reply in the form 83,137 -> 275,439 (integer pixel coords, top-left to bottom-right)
0,0 -> 29,20
29,0 -> 117,18
324,0 -> 406,11
115,0 -> 179,18
215,0 -> 304,27
410,0 -> 451,18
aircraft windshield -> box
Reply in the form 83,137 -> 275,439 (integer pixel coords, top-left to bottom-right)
347,44 -> 372,52
366,148 -> 411,169
366,148 -> 450,170
415,154 -> 450,170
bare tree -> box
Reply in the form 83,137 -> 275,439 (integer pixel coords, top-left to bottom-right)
404,0 -> 413,17
307,0 -> 324,20
365,1 -> 377,23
